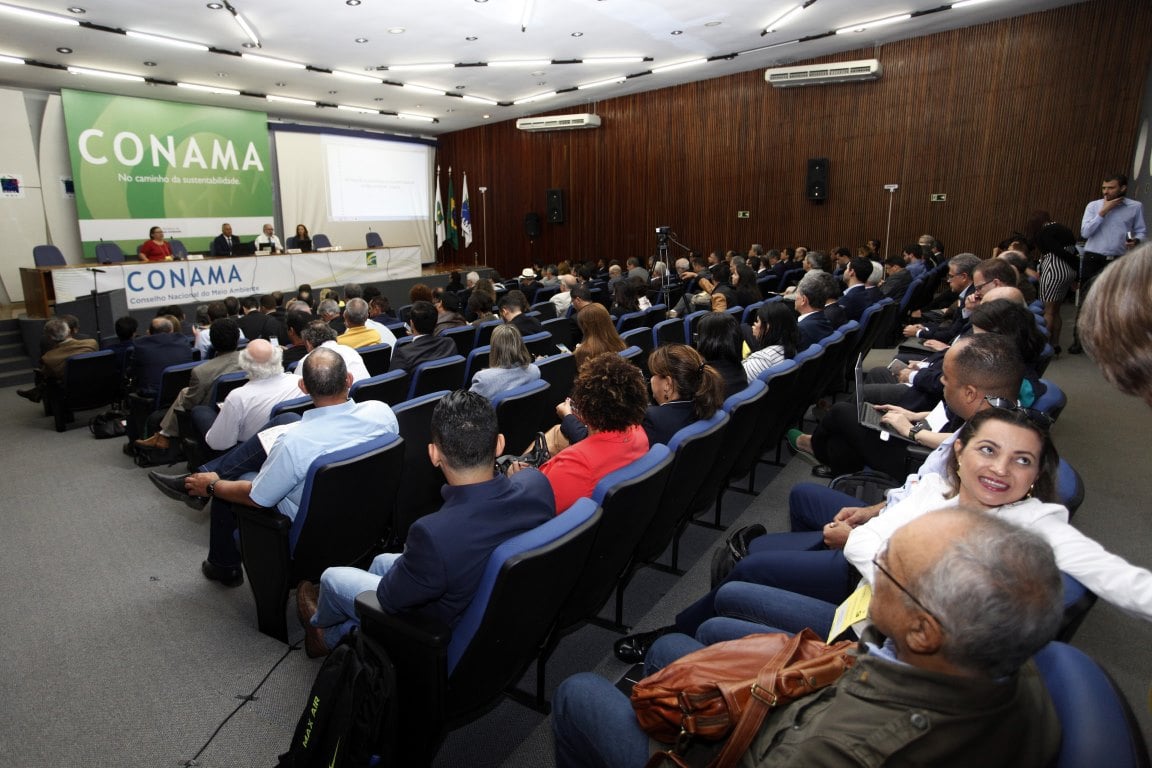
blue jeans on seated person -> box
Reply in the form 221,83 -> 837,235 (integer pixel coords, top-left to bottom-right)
713,582 -> 837,638
787,483 -> 862,532
311,552 -> 403,650
674,538 -> 857,635
553,632 -> 707,768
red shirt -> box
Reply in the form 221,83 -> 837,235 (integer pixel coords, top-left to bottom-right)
139,240 -> 172,261
540,425 -> 649,514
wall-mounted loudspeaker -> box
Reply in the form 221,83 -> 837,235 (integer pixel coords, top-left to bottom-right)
546,188 -> 565,223
524,212 -> 542,239
806,158 -> 828,201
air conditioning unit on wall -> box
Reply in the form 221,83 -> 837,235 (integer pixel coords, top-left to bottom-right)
765,59 -> 882,88
516,113 -> 603,132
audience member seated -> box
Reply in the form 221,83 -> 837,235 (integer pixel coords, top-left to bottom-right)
903,253 -> 979,338
788,333 -> 1019,484
445,270 -> 465,293
237,295 -> 279,341
193,301 -> 233,360
794,271 -> 836,347
500,290 -> 544,336
432,289 -> 468,333
837,257 -> 876,322
388,301 -> 458,373
573,303 -> 625,370
642,344 -> 724,445
468,290 -> 499,326
295,390 -> 554,656
510,352 -> 649,513
409,282 -> 434,305
280,310 -> 311,369
609,279 -> 641,319
317,298 -> 346,335
879,253 -> 913,302
729,263 -> 761,308
742,302 -> 799,382
186,339 -> 302,456
694,311 -> 748,398
551,274 -> 578,316
295,283 -> 315,310
336,298 -> 382,350
368,295 -> 397,324
556,508 -> 1066,768
133,319 -> 243,452
903,256 -> 1017,354
295,320 -> 370,383
106,315 -> 138,375
469,325 -> 541,399
129,316 -> 194,399
158,349 -> 399,587
16,317 -> 100,403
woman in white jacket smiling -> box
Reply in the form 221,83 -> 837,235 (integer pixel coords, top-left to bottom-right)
710,407 -> 1152,639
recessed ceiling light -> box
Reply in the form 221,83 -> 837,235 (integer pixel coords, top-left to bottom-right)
387,27 -> 405,34
456,85 -> 466,89
216,71 -> 230,77
346,0 -> 361,5
373,97 -> 384,101
242,42 -> 258,48
445,108 -> 455,113
274,81 -> 287,87
67,6 -> 86,13
354,37 -> 368,43
482,114 -> 490,119
474,0 -> 488,3
571,32 -> 583,37
536,81 -> 546,86
206,2 -> 223,7
143,61 -> 157,67
465,36 -> 478,41
56,47 -> 73,54
705,21 -> 721,27
328,90 -> 338,94
670,30 -> 683,35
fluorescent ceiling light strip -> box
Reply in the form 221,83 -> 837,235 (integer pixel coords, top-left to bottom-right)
581,57 -> 644,64
762,4 -> 801,33
0,4 -> 79,25
835,13 -> 912,34
337,104 -> 378,114
177,82 -> 240,95
489,59 -> 550,67
402,83 -> 445,96
332,70 -> 382,83
740,39 -> 800,55
461,95 -> 498,105
232,11 -> 260,46
125,30 -> 209,51
67,66 -> 145,82
577,76 -> 626,89
651,58 -> 707,74
267,94 -> 316,106
0,54 -> 26,65
387,63 -> 454,72
242,53 -> 304,69
513,91 -> 555,105
951,0 -> 993,7
397,113 -> 435,122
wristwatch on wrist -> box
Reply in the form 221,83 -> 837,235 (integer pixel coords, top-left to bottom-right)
207,479 -> 219,497
907,422 -> 927,442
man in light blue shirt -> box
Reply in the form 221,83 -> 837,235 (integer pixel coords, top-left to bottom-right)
1071,173 -> 1146,353
179,347 -> 399,586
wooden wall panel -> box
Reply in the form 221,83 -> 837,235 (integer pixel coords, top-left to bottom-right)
437,0 -> 1152,278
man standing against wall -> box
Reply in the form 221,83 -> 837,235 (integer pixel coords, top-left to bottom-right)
1070,172 -> 1146,353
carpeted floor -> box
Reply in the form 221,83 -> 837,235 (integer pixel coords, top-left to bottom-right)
0,332 -> 1148,767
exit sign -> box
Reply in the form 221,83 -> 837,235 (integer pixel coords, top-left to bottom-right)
737,210 -> 751,219
930,193 -> 947,202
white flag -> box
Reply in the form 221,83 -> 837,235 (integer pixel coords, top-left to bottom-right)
434,169 -> 446,247
461,173 -> 473,248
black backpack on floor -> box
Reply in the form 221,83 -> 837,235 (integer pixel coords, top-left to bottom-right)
277,629 -> 396,768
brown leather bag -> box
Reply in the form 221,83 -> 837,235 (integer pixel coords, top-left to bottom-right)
630,629 -> 857,768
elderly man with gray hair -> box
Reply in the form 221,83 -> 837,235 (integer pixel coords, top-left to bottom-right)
337,298 -> 382,349
188,338 -> 303,454
551,273 -> 578,315
552,507 -> 1065,767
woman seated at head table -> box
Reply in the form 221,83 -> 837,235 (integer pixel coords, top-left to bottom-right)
139,226 -> 172,262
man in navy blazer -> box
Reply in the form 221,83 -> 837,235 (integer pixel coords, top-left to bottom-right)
296,390 -> 556,657
388,300 -> 459,372
795,272 -> 836,348
837,257 -> 878,322
210,223 -> 241,256
131,316 -> 193,397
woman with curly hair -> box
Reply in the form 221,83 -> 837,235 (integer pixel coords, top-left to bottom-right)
511,352 -> 650,513
574,303 -> 626,370
408,283 -> 434,304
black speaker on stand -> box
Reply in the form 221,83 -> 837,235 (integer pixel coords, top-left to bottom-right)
546,188 -> 565,223
524,212 -> 542,239
806,158 -> 828,201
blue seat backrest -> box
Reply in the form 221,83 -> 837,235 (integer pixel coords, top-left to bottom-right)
590,444 -> 672,505
757,357 -> 798,384
722,377 -> 766,414
667,409 -> 728,453
289,432 -> 402,552
446,497 -> 601,673
490,378 -> 549,408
